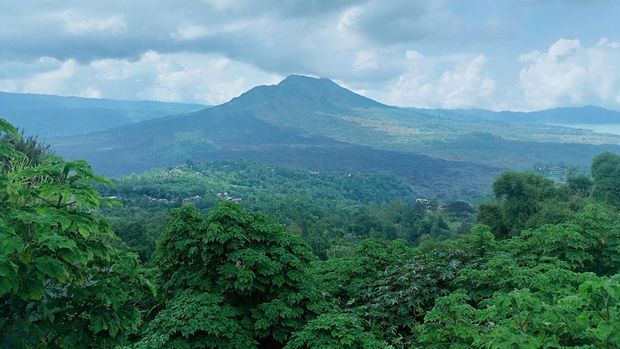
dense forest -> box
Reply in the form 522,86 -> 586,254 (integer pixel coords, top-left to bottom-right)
1,118 -> 620,348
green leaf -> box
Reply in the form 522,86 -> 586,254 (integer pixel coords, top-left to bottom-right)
0,118 -> 19,138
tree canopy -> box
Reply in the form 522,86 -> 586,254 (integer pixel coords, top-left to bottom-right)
0,119 -> 153,348
2,118 -> 619,348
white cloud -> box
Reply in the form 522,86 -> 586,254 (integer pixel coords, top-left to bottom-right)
80,86 -> 102,98
353,51 -> 378,71
597,37 -> 620,49
518,38 -> 620,109
548,38 -> 580,58
21,59 -> 77,94
405,50 -> 424,61
171,24 -> 211,41
337,7 -> 361,32
58,9 -> 127,34
380,52 -> 496,108
0,52 -> 281,105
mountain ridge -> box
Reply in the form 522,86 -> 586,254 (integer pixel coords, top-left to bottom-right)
0,91 -> 206,137
418,105 -> 620,124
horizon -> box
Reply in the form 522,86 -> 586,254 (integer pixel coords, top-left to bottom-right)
2,74 -> 620,114
1,1 -> 619,112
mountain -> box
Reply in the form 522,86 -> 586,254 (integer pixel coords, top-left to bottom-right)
0,91 -> 206,137
420,106 -> 620,125
49,75 -> 620,199
51,76 -> 498,200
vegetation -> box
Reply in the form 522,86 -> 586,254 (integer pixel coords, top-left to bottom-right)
0,120 -> 153,347
2,118 -> 620,348
98,160 -> 464,260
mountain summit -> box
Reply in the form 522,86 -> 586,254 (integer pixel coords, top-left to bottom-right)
218,75 -> 387,132
227,75 -> 386,112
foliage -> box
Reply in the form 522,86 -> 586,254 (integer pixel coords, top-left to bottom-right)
592,151 -> 620,206
478,172 -> 589,238
284,313 -> 389,349
135,290 -> 255,349
0,119 -> 153,348
98,161 -> 460,260
143,202 -> 328,348
4,116 -> 620,348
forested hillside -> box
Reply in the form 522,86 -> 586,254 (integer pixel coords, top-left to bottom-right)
98,160 -> 467,260
2,118 -> 619,348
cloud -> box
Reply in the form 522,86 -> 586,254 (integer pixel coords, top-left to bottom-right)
353,51 -> 379,71
379,51 -> 496,108
0,1 -> 619,110
21,59 -> 78,94
518,38 -> 620,109
58,9 -> 127,34
171,25 -> 211,41
337,0 -> 458,44
0,52 -> 281,104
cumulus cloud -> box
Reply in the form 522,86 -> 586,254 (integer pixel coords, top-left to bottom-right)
0,52 -> 281,104
379,51 -> 496,108
171,25 -> 212,41
519,38 -> 620,109
58,10 -> 127,34
353,51 -> 379,71
337,0 -> 458,44
0,1 -> 619,110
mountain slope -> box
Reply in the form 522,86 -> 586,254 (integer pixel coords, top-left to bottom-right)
0,91 -> 205,136
420,106 -> 620,125
50,75 -> 620,198
52,76 -> 498,200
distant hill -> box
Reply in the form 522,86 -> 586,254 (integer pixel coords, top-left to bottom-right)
0,91 -> 206,137
419,106 -> 620,125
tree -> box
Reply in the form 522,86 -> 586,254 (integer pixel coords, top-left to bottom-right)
479,172 -> 559,238
592,152 -> 620,206
0,119 -> 153,348
566,172 -> 593,197
284,313 -> 388,349
143,202 -> 327,348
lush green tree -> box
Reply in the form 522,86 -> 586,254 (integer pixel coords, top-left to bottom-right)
311,239 -> 413,309
143,202 -> 327,348
412,291 -> 479,348
415,180 -> 620,348
284,313 -> 389,349
360,246 -> 462,345
477,172 -> 587,239
442,201 -> 474,217
0,119 -> 153,348
416,272 -> 620,348
0,130 -> 52,167
592,151 -> 620,206
566,172 -> 593,197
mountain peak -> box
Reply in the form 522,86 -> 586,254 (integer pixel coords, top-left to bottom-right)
276,74 -> 339,88
229,74 -> 386,111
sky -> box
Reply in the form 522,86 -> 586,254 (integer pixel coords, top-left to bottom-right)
1,0 -> 619,111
